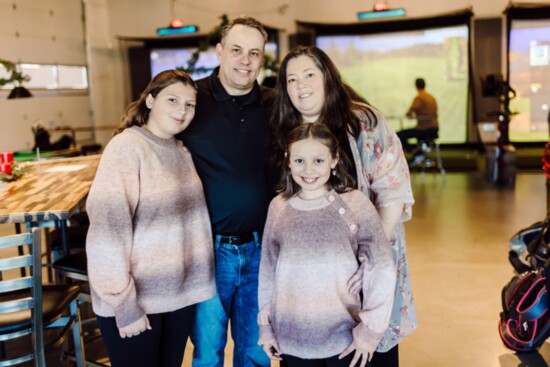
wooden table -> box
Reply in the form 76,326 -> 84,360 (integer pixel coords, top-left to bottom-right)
0,155 -> 100,256
0,155 -> 100,224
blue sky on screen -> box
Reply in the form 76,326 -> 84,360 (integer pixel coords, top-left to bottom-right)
510,24 -> 550,53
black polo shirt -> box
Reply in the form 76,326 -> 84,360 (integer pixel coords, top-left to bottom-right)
178,68 -> 274,235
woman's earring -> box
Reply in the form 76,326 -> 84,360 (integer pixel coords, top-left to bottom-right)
332,169 -> 336,176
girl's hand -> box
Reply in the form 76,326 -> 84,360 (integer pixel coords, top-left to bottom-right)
261,342 -> 283,361
339,340 -> 374,367
347,261 -> 365,295
118,315 -> 152,338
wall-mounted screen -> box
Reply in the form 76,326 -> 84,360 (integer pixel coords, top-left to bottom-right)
509,19 -> 550,142
317,25 -> 469,144
149,42 -> 278,82
150,47 -> 218,81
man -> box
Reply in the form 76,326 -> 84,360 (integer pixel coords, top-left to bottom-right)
397,78 -> 439,163
177,16 -> 273,367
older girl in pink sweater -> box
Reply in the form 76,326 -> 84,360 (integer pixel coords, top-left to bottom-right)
86,70 -> 215,367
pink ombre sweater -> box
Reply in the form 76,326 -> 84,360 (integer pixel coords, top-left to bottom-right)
258,190 -> 396,358
86,126 -> 215,328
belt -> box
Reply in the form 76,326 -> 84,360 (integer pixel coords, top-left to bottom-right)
216,232 -> 257,246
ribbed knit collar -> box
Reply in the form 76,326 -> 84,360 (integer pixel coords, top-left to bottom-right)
129,126 -> 182,148
288,190 -> 337,211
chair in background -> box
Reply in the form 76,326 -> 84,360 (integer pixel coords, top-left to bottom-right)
409,131 -> 446,177
80,144 -> 102,156
52,237 -> 111,367
0,229 -> 85,366
29,210 -> 90,283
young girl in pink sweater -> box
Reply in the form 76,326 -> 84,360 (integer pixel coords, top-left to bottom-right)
258,123 -> 396,367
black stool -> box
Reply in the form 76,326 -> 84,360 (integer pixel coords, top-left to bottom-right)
409,132 -> 445,176
53,252 -> 110,366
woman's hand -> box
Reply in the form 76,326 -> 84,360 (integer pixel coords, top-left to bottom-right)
118,315 -> 152,338
261,341 -> 282,361
347,261 -> 365,295
339,340 -> 374,367
349,203 -> 404,295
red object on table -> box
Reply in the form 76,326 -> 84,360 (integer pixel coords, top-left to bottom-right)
0,162 -> 12,175
543,142 -> 550,179
0,152 -> 14,163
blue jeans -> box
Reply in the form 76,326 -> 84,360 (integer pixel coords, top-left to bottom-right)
191,233 -> 270,367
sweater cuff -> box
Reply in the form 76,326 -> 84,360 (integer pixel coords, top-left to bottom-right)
258,324 -> 277,347
114,295 -> 146,328
352,322 -> 384,352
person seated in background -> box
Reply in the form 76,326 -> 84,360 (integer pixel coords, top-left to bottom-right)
397,78 -> 439,165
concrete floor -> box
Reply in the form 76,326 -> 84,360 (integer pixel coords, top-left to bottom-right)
400,171 -> 548,367
2,170 -> 550,366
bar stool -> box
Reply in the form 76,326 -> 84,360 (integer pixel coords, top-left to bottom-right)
409,133 -> 446,176
0,229 -> 86,366
53,248 -> 110,366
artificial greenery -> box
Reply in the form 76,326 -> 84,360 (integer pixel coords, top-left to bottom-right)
0,59 -> 30,88
181,14 -> 229,75
0,162 -> 31,182
263,53 -> 278,73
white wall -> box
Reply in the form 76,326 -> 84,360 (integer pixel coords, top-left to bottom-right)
0,0 -> 89,152
2,0 -> 550,152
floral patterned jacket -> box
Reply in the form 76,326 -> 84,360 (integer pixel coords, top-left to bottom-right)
348,103 -> 417,352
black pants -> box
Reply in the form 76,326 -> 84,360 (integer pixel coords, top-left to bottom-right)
280,345 -> 397,367
96,304 -> 195,367
370,345 -> 398,367
283,352 -> 367,367
397,127 -> 438,153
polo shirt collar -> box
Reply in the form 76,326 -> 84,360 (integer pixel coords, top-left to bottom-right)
208,67 -> 263,105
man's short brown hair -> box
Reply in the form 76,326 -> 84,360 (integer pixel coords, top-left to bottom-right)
220,15 -> 268,45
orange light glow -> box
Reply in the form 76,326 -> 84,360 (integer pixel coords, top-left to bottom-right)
171,19 -> 184,28
373,2 -> 388,11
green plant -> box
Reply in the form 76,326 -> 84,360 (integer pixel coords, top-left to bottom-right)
183,14 -> 229,74
263,53 -> 278,73
0,59 -> 30,88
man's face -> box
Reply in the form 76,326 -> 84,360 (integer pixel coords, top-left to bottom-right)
216,24 -> 265,96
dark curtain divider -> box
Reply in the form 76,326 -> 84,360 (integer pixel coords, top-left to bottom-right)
504,3 -> 550,19
297,8 -> 473,36
119,27 -> 279,50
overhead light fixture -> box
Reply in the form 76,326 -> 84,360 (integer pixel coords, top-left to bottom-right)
1,59 -> 32,99
373,2 -> 388,11
8,86 -> 32,99
157,23 -> 198,36
157,0 -> 198,36
357,2 -> 406,20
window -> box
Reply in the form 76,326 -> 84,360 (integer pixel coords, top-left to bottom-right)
0,63 -> 88,90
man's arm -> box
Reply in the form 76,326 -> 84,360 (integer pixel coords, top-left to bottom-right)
406,96 -> 421,118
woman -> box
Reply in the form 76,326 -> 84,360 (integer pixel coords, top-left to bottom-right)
86,70 -> 215,367
271,46 -> 416,367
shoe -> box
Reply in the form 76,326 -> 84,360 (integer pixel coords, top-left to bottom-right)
409,153 -> 426,167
